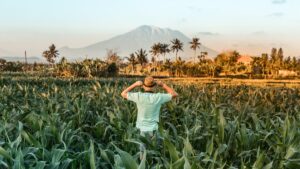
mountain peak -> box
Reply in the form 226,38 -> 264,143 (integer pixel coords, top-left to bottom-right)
60,25 -> 218,60
134,25 -> 175,35
136,25 -> 164,31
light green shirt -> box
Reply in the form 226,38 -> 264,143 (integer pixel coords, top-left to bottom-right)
127,92 -> 172,132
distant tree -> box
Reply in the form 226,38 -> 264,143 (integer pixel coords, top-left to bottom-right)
42,44 -> 59,65
297,58 -> 300,72
59,57 -> 68,67
214,50 -> 240,75
151,56 -> 156,65
292,57 -> 297,71
150,43 -> 161,59
189,37 -> 201,63
0,58 -> 6,71
3,61 -> 23,72
231,51 -> 240,63
284,56 -> 292,70
58,57 -> 68,69
198,52 -> 208,64
269,48 -> 278,76
55,57 -> 72,77
277,48 -> 284,67
174,57 -> 185,76
261,53 -> 269,77
135,48 -> 148,68
160,43 -> 170,63
150,56 -> 156,73
126,53 -> 138,74
251,57 -> 263,75
171,38 -> 183,61
24,51 -> 28,71
106,49 -> 121,65
163,59 -> 173,76
107,62 -> 118,76
270,48 -> 277,64
150,43 -> 161,74
0,58 -> 6,65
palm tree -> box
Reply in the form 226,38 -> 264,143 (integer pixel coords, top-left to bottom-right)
160,43 -> 170,63
198,52 -> 208,63
151,56 -> 156,73
43,44 -> 59,64
150,43 -> 162,74
135,48 -> 148,68
261,53 -> 268,78
163,59 -> 173,76
126,53 -> 137,74
174,57 -> 185,77
59,57 -> 68,67
171,38 -> 183,61
43,44 -> 59,66
189,38 -> 201,63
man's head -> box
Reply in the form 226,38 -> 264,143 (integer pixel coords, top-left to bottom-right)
142,76 -> 156,92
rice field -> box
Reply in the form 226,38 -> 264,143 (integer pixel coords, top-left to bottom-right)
0,76 -> 300,169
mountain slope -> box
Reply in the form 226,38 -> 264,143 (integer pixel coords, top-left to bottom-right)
60,25 -> 218,61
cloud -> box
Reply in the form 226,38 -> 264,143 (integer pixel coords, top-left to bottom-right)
198,32 -> 219,36
267,12 -> 284,17
272,0 -> 287,4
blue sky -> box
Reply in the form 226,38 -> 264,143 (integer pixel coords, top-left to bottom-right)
0,0 -> 299,56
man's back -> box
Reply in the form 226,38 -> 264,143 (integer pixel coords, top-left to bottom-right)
121,68 -> 178,159
127,92 -> 172,131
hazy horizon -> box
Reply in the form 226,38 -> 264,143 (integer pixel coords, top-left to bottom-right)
1,0 -> 299,57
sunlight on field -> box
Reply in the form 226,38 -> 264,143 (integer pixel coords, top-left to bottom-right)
0,76 -> 300,168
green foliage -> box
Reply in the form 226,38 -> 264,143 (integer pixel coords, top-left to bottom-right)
0,76 -> 300,168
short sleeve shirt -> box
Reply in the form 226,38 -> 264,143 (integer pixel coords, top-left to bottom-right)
127,92 -> 172,131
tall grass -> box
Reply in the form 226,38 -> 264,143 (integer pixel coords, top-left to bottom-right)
0,76 -> 300,168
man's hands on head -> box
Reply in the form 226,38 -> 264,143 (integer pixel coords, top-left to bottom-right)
121,81 -> 143,99
122,80 -> 178,99
157,81 -> 178,98
156,80 -> 164,87
135,81 -> 143,87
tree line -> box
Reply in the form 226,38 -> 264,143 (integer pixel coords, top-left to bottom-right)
0,39 -> 299,78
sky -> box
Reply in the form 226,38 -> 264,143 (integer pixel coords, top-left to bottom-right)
0,0 -> 299,57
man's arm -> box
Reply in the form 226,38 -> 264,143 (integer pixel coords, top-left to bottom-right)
157,81 -> 178,98
121,81 -> 143,99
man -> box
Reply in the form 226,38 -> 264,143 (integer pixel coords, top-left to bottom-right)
121,76 -> 178,157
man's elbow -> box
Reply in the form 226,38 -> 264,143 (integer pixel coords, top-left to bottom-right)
171,92 -> 178,98
121,92 -> 127,99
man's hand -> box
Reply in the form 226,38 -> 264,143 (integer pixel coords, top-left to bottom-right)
134,81 -> 143,87
121,81 -> 143,99
156,80 -> 164,87
159,81 -> 178,98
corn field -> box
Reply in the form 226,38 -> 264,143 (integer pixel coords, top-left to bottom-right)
0,76 -> 300,169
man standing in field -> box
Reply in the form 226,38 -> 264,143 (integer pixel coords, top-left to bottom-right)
121,76 -> 178,158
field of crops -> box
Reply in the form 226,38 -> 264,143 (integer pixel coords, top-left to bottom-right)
1,76 -> 300,169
